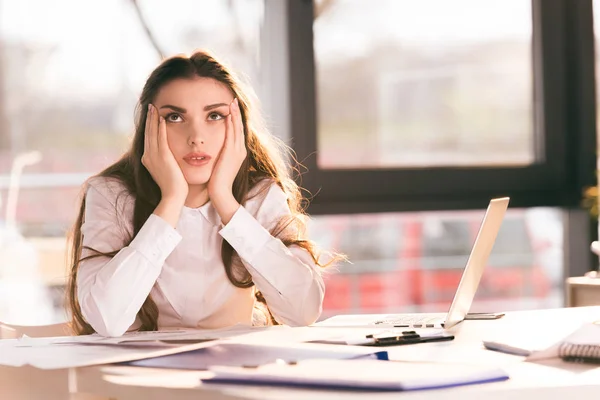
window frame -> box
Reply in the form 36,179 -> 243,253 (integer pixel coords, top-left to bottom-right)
275,0 -> 596,215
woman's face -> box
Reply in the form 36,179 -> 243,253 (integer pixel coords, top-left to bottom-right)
152,77 -> 234,187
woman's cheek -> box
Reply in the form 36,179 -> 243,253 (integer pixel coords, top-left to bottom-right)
166,127 -> 187,151
207,123 -> 226,149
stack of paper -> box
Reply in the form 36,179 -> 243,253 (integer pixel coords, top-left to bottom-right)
0,325 -> 265,369
0,336 -> 219,369
57,325 -> 267,346
0,326 -> 388,370
124,342 -> 388,370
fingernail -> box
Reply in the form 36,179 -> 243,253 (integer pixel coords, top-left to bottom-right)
234,98 -> 239,107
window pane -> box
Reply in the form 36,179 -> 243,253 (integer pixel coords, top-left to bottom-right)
314,0 -> 533,169
310,208 -> 562,317
0,0 -> 263,324
594,1 -> 600,158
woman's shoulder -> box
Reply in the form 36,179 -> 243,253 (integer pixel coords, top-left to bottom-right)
87,175 -> 129,196
85,176 -> 134,210
246,178 -> 287,206
243,178 -> 292,222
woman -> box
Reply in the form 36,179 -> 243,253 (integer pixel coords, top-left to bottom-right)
66,50 -> 330,337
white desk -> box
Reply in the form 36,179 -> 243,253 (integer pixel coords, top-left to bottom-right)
3,306 -> 600,399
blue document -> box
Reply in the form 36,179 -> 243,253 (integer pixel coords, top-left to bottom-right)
202,359 -> 509,391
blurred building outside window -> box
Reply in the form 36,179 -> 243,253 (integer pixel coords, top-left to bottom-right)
314,0 -> 533,169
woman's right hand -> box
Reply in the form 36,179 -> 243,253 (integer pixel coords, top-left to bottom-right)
142,104 -> 188,202
142,104 -> 188,227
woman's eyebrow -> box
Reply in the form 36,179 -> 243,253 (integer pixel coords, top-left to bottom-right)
160,104 -> 187,113
204,103 -> 229,111
159,103 -> 229,113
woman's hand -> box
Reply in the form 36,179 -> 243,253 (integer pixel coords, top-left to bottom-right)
208,98 -> 247,224
142,104 -> 188,227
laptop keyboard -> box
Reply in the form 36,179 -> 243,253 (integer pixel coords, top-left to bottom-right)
374,314 -> 443,328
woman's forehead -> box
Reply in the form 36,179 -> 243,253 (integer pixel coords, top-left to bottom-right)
154,77 -> 233,107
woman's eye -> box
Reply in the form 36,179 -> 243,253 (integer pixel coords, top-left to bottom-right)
166,113 -> 182,122
208,112 -> 224,121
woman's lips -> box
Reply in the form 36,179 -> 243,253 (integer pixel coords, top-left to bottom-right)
183,153 -> 211,166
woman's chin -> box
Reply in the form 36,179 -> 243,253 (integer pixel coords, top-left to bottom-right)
184,174 -> 211,187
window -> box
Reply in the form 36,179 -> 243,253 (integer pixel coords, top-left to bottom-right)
265,0 -> 595,315
314,0 -> 533,169
594,0 -> 600,154
284,0 -> 595,214
312,208 -> 563,318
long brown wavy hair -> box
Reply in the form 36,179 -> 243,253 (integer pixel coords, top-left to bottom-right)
66,50 -> 327,335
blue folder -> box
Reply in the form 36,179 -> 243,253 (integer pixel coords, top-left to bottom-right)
202,359 -> 509,391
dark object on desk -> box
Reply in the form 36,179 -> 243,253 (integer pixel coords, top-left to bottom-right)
363,331 -> 454,346
464,312 -> 505,320
559,341 -> 600,364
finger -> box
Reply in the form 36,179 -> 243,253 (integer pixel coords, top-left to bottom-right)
146,104 -> 157,154
143,104 -> 152,158
158,116 -> 167,153
227,100 -> 234,146
225,113 -> 234,151
230,98 -> 240,146
151,104 -> 160,151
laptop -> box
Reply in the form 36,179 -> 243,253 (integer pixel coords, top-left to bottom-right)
316,197 -> 510,330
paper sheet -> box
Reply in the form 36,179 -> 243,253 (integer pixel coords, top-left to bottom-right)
125,342 -> 387,370
225,326 -> 437,345
0,325 -> 384,370
0,339 -> 220,369
561,322 -> 600,345
56,325 -> 266,345
0,326 -> 268,369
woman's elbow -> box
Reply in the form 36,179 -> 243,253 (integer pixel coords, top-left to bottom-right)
289,304 -> 323,326
94,322 -> 128,338
79,294 -> 129,337
279,284 -> 325,326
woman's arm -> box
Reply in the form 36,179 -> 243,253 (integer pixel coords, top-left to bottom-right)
219,183 -> 325,326
77,180 -> 182,337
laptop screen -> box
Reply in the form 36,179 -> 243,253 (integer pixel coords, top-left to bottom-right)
443,197 -> 510,329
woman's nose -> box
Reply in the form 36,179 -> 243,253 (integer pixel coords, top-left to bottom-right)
187,125 -> 205,146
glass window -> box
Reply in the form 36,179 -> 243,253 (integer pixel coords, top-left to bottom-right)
594,1 -> 600,157
310,208 -> 563,318
314,0 -> 533,169
0,0 -> 264,324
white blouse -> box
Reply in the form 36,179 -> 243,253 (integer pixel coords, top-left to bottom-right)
77,177 -> 325,337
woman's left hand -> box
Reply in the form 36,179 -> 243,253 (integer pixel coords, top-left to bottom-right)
208,98 -> 247,223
